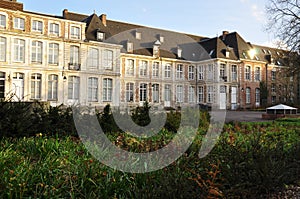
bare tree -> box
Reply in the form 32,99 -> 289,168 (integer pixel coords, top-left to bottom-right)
266,0 -> 300,52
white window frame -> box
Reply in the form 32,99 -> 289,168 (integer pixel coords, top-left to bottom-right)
207,85 -> 213,103
245,66 -> 251,81
49,22 -> 59,36
48,43 -> 59,65
0,14 -> 6,28
31,41 -> 43,63
32,20 -> 43,33
164,84 -> 171,102
70,45 -> 79,65
231,65 -> 237,81
152,84 -> 159,103
164,63 -> 171,78
126,82 -> 134,102
31,73 -> 42,99
198,86 -> 204,103
88,48 -> 99,69
152,62 -> 159,78
14,17 -> 25,30
0,37 -> 6,62
188,65 -> 194,80
70,26 -> 80,39
103,49 -> 113,70
139,83 -> 147,102
176,64 -> 183,79
88,77 -> 98,102
0,71 -> 5,99
176,85 -> 183,103
207,64 -> 213,80
126,59 -> 135,76
246,87 -> 251,104
139,60 -> 148,77
48,74 -> 58,100
220,63 -> 226,80
188,86 -> 195,103
103,78 -> 112,102
68,76 -> 80,100
198,65 -> 204,80
255,67 -> 260,81
13,39 -> 25,62
255,88 -> 260,104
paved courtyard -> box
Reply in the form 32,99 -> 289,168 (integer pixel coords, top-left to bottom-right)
224,111 -> 268,123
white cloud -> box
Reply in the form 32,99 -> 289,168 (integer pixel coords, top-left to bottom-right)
251,4 -> 266,22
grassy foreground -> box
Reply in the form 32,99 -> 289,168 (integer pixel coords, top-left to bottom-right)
1,119 -> 300,198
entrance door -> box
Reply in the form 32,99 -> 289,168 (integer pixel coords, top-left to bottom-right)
12,72 -> 24,101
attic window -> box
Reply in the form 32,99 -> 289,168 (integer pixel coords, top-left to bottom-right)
242,52 -> 248,59
276,51 -> 281,56
262,49 -> 267,54
209,49 -> 214,56
267,50 -> 272,54
135,31 -> 141,40
177,47 -> 182,58
97,31 -> 105,41
255,55 -> 259,60
159,35 -> 164,43
225,51 -> 230,58
127,41 -> 133,53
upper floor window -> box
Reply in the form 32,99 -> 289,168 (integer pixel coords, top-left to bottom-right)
49,23 -> 59,35
14,17 -> 25,30
126,59 -> 134,76
198,65 -> 204,80
87,48 -> 99,69
32,20 -> 43,33
139,61 -> 148,77
70,46 -> 79,65
0,14 -> 6,28
70,26 -> 80,39
31,41 -> 43,63
207,85 -> 213,103
176,64 -> 183,79
245,66 -> 251,81
0,37 -> 6,62
231,65 -> 237,81
188,65 -> 194,80
207,64 -> 214,80
103,50 -> 113,69
255,67 -> 260,81
48,43 -> 59,65
271,71 -> 276,80
164,63 -> 171,78
152,62 -> 159,78
13,39 -> 25,62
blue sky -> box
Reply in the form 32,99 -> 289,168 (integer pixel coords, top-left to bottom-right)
21,0 -> 273,46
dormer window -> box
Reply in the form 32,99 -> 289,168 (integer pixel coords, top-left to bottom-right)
153,40 -> 161,58
14,17 -> 25,30
70,26 -> 80,39
135,31 -> 141,40
96,31 -> 105,41
225,51 -> 230,58
177,47 -> 182,58
127,41 -> 133,53
159,35 -> 164,43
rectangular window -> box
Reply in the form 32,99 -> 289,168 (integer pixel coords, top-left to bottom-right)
31,73 -> 42,99
198,86 -> 204,103
271,83 -> 276,93
188,65 -> 194,80
0,72 -> 5,98
255,88 -> 260,104
245,66 -> 251,80
70,26 -> 80,39
103,78 -> 112,101
246,87 -> 251,104
272,96 -> 276,104
0,37 -> 6,61
207,64 -> 213,80
176,85 -> 183,103
88,77 -> 98,102
48,74 -> 58,100
140,61 -> 148,76
164,84 -> 171,102
152,62 -> 159,78
126,82 -> 134,102
14,17 -> 25,30
13,39 -> 25,62
271,71 -> 276,80
68,76 -> 80,100
207,86 -> 213,103
188,86 -> 195,103
103,50 -> 113,69
152,84 -> 159,103
139,83 -> 147,102
176,64 -> 183,79
231,65 -> 237,81
220,63 -> 226,80
164,63 -> 171,78
0,14 -> 6,28
126,59 -> 134,75
70,46 -> 79,65
32,20 -> 43,33
49,23 -> 59,35
31,41 -> 43,63
48,43 -> 59,65
88,48 -> 99,69
198,65 -> 204,80
255,67 -> 260,81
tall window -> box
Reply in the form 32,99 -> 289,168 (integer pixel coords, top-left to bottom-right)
176,85 -> 183,103
88,77 -> 98,102
152,62 -> 159,78
198,86 -> 204,103
0,14 -> 6,28
188,86 -> 195,103
31,73 -> 42,99
70,46 -> 79,65
246,87 -> 251,104
271,71 -> 276,80
139,61 -> 148,76
207,86 -> 213,103
0,37 -> 6,61
103,50 -> 113,69
139,83 -> 147,102
49,23 -> 59,35
32,20 -> 43,33
48,74 -> 58,100
255,67 -> 260,81
255,88 -> 260,105
0,72 -> 5,99
31,41 -> 43,63
88,48 -> 99,69
70,26 -> 80,39
271,83 -> 276,93
103,78 -> 112,101
176,64 -> 183,79
13,39 -> 25,62
245,66 -> 251,80
188,65 -> 194,80
126,82 -> 134,102
164,63 -> 171,78
126,59 -> 134,75
48,43 -> 59,65
164,84 -> 171,102
68,76 -> 80,100
152,84 -> 159,103
198,65 -> 204,80
231,65 -> 237,81
207,64 -> 213,80
14,17 -> 25,30
220,63 -> 226,80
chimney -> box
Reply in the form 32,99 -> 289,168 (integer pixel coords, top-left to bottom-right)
100,14 -> 107,26
63,9 -> 68,19
222,31 -> 229,40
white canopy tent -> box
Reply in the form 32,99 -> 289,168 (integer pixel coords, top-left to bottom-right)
266,104 -> 298,115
